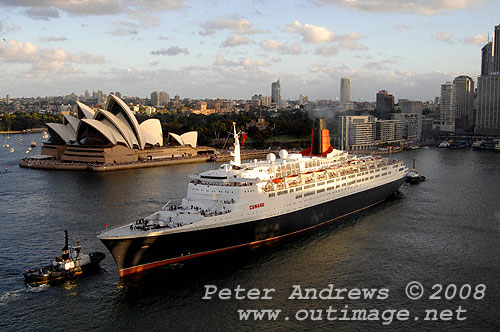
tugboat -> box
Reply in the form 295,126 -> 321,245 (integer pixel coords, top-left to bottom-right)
405,160 -> 425,184
24,231 -> 105,285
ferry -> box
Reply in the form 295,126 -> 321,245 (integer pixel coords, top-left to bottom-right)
98,120 -> 408,277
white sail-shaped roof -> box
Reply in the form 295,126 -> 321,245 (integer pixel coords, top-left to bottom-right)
46,123 -> 76,143
63,114 -> 80,133
139,119 -> 163,146
76,119 -> 117,146
106,94 -> 145,149
168,131 -> 197,148
75,101 -> 95,119
94,109 -> 139,149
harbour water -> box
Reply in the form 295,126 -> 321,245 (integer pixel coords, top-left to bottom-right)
1,133 -> 499,331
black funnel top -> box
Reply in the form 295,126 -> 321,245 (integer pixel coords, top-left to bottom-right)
312,118 -> 327,155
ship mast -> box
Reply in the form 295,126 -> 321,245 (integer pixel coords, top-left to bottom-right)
230,122 -> 241,168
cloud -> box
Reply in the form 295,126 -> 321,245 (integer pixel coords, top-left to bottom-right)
261,39 -> 302,55
0,39 -> 105,80
106,21 -> 139,36
199,17 -> 264,36
435,32 -> 452,42
40,35 -> 68,42
0,0 -> 186,17
393,23 -> 411,31
151,46 -> 189,56
464,34 -> 487,45
287,21 -> 334,44
240,58 -> 269,68
158,35 -> 170,40
222,34 -> 253,47
150,61 -> 159,66
25,7 -> 59,20
315,41 -> 367,56
313,0 -> 484,16
364,56 -> 402,70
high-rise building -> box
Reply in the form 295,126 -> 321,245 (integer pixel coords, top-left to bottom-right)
376,90 -> 394,119
151,91 -> 160,107
440,82 -> 456,132
481,42 -> 493,75
340,77 -> 350,105
453,75 -> 474,132
398,99 -> 423,141
159,91 -> 169,106
6,94 -> 10,103
271,79 -> 281,104
494,24 -> 500,72
84,90 -> 90,100
338,115 -> 375,151
476,74 -> 500,134
476,24 -> 500,135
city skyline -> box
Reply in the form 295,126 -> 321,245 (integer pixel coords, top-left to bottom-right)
0,0 -> 498,101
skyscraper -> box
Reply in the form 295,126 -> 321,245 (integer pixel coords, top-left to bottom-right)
453,75 -> 474,132
151,91 -> 160,107
340,77 -> 350,105
481,42 -> 493,75
440,82 -> 456,133
376,90 -> 394,119
494,24 -> 500,72
271,79 -> 281,104
476,24 -> 500,135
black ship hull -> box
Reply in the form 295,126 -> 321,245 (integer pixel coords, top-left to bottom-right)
100,178 -> 404,276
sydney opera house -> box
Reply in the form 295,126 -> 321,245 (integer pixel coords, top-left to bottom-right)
42,94 -> 208,164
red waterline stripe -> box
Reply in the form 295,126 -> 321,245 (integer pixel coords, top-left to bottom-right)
119,198 -> 386,277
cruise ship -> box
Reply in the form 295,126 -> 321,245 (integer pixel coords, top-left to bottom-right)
98,120 -> 408,276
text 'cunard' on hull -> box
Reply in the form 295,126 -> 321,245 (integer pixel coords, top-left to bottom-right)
98,119 -> 408,277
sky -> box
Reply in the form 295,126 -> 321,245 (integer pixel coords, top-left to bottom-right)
0,0 -> 498,102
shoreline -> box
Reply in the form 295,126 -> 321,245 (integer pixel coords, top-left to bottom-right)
18,151 -> 272,172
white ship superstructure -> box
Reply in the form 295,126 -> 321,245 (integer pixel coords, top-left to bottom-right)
99,122 -> 408,276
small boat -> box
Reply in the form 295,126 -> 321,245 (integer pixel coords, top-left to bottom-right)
10,148 -> 14,153
405,169 -> 425,184
438,141 -> 449,148
23,231 -> 105,285
30,140 -> 36,147
405,160 -> 425,184
3,143 -> 8,148
42,132 -> 49,140
19,136 -> 23,141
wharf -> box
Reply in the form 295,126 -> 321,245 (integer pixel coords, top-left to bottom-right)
19,150 -> 272,172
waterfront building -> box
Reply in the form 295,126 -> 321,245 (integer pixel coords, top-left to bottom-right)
376,90 -> 394,119
398,99 -> 423,141
439,82 -> 456,132
340,77 -> 350,105
375,119 -> 402,143
338,115 -> 375,151
271,79 -> 281,104
453,75 -> 475,132
42,95 -> 204,164
392,113 -> 419,143
476,24 -> 500,135
476,74 -> 500,135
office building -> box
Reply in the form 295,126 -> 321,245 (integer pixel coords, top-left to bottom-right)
151,91 -> 160,107
271,79 -> 281,104
440,82 -> 456,132
340,77 -> 350,105
476,24 -> 500,135
453,75 -> 474,132
376,90 -> 394,119
338,115 -> 375,151
398,99 -> 423,141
